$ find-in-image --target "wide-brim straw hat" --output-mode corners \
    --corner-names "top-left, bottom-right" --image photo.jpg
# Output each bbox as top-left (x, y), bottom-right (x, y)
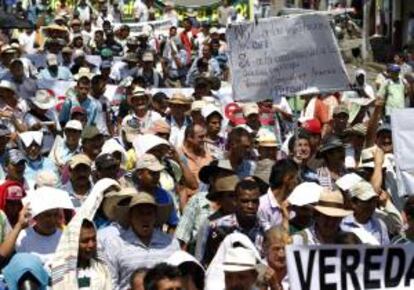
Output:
top-left (168, 93), bottom-right (193, 105)
top-left (314, 189), bottom-right (352, 217)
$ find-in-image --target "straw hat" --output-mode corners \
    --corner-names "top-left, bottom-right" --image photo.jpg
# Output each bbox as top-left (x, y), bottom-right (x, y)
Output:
top-left (206, 174), bottom-right (239, 201)
top-left (314, 190), bottom-right (352, 217)
top-left (116, 192), bottom-right (171, 226)
top-left (222, 247), bottom-right (259, 272)
top-left (168, 93), bottom-right (193, 105)
top-left (74, 67), bottom-right (93, 81)
top-left (199, 159), bottom-right (235, 184)
top-left (103, 187), bottom-right (137, 222)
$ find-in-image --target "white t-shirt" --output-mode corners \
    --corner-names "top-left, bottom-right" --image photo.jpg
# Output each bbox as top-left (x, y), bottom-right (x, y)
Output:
top-left (16, 226), bottom-right (62, 264)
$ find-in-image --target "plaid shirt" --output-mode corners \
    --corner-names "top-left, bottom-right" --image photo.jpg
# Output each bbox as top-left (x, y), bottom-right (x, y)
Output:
top-left (175, 190), bottom-right (212, 245)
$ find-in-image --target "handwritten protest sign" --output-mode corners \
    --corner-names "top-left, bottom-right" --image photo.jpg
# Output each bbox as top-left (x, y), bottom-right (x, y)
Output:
top-left (226, 14), bottom-right (350, 102)
top-left (286, 244), bottom-right (414, 290)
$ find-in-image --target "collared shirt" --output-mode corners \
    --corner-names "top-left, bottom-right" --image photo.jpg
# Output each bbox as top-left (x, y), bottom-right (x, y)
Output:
top-left (257, 189), bottom-right (283, 231)
top-left (37, 66), bottom-right (73, 81)
top-left (175, 190), bottom-right (212, 245)
top-left (59, 93), bottom-right (100, 126)
top-left (378, 78), bottom-right (406, 116)
top-left (195, 213), bottom-right (264, 265)
top-left (167, 115), bottom-right (192, 149)
top-left (24, 157), bottom-right (59, 190)
top-left (205, 136), bottom-right (226, 160)
top-left (48, 135), bottom-right (80, 168)
top-left (316, 166), bottom-right (347, 190)
top-left (103, 228), bottom-right (180, 290)
top-left (341, 214), bottom-right (390, 245)
top-left (186, 57), bottom-right (221, 86)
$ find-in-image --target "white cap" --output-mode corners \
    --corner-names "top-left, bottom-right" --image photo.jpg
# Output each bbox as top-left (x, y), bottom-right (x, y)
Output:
top-left (287, 182), bottom-right (323, 206)
top-left (19, 131), bottom-right (43, 147)
top-left (242, 102), bottom-right (259, 117)
top-left (349, 181), bottom-right (378, 201)
top-left (65, 120), bottom-right (83, 131)
top-left (335, 173), bottom-right (363, 192)
top-left (222, 247), bottom-right (258, 272)
top-left (201, 104), bottom-right (222, 119)
top-left (46, 53), bottom-right (58, 66)
top-left (25, 186), bottom-right (73, 218)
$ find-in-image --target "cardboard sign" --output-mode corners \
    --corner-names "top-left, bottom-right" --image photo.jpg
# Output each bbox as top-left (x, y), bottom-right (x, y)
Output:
top-left (286, 244), bottom-right (414, 290)
top-left (226, 14), bottom-right (350, 101)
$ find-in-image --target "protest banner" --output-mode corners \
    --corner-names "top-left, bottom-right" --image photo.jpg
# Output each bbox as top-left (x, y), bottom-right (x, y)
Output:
top-left (113, 19), bottom-right (174, 36)
top-left (286, 244), bottom-right (414, 290)
top-left (391, 109), bottom-right (414, 207)
top-left (226, 14), bottom-right (350, 102)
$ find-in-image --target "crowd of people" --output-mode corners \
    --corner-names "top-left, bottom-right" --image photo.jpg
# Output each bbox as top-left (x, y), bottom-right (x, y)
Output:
top-left (0, 0), bottom-right (413, 289)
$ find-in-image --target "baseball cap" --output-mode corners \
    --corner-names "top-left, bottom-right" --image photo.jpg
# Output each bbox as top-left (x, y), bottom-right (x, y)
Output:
top-left (46, 54), bottom-right (58, 66)
top-left (131, 86), bottom-right (146, 98)
top-left (135, 153), bottom-right (165, 172)
top-left (71, 106), bottom-right (86, 116)
top-left (0, 80), bottom-right (17, 95)
top-left (301, 118), bottom-right (321, 134)
top-left (5, 149), bottom-right (26, 165)
top-left (242, 102), bottom-right (259, 117)
top-left (121, 115), bottom-right (140, 143)
top-left (95, 153), bottom-right (118, 169)
top-left (349, 181), bottom-right (378, 201)
top-left (388, 64), bottom-right (401, 73)
top-left (333, 104), bottom-right (349, 116)
top-left (81, 126), bottom-right (101, 140)
top-left (142, 51), bottom-right (154, 62)
top-left (65, 120), bottom-right (83, 131)
top-left (5, 183), bottom-right (25, 201)
top-left (0, 124), bottom-right (11, 137)
top-left (201, 104), bottom-right (222, 119)
top-left (69, 154), bottom-right (92, 169)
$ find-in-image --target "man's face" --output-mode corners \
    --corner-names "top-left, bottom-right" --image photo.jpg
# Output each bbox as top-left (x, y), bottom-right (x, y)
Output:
top-left (314, 212), bottom-right (343, 240)
top-left (64, 129), bottom-right (81, 149)
top-left (70, 164), bottom-right (91, 186)
top-left (325, 147), bottom-right (345, 165)
top-left (202, 46), bottom-right (211, 59)
top-left (284, 170), bottom-right (299, 193)
top-left (130, 96), bottom-right (148, 113)
top-left (0, 135), bottom-right (10, 153)
top-left (169, 103), bottom-right (189, 119)
top-left (376, 131), bottom-right (393, 153)
top-left (129, 204), bottom-right (156, 240)
top-left (98, 164), bottom-right (119, 180)
top-left (183, 20), bottom-right (192, 31)
top-left (25, 143), bottom-right (41, 160)
top-left (224, 270), bottom-right (258, 290)
top-left (258, 146), bottom-right (277, 160)
top-left (230, 135), bottom-right (252, 159)
top-left (157, 278), bottom-right (183, 290)
top-left (333, 113), bottom-right (349, 132)
top-left (206, 115), bottom-right (222, 136)
top-left (217, 191), bottom-right (237, 215)
top-left (394, 54), bottom-right (402, 64)
top-left (76, 80), bottom-right (91, 101)
top-left (266, 234), bottom-right (289, 271)
top-left (35, 209), bottom-right (60, 235)
top-left (78, 226), bottom-right (97, 261)
top-left (92, 79), bottom-right (106, 96)
top-left (82, 136), bottom-right (103, 160)
top-left (152, 99), bottom-right (167, 116)
top-left (7, 161), bottom-right (25, 181)
top-left (169, 28), bottom-right (177, 37)
top-left (187, 126), bottom-right (206, 151)
top-left (246, 114), bottom-right (260, 132)
top-left (10, 62), bottom-right (24, 80)
top-left (236, 188), bottom-right (260, 222)
top-left (293, 138), bottom-right (311, 162)
top-left (353, 197), bottom-right (378, 224)
top-left (137, 169), bottom-right (160, 189)
top-left (290, 205), bottom-right (314, 228)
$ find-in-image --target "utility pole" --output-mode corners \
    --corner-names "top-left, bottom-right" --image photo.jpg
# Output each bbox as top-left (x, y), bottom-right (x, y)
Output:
top-left (362, 0), bottom-right (372, 60)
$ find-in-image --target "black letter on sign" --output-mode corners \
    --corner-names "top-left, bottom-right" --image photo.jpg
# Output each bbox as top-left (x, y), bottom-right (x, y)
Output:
top-left (341, 249), bottom-right (361, 290)
top-left (364, 248), bottom-right (384, 289)
top-left (294, 250), bottom-right (316, 290)
top-left (319, 249), bottom-right (337, 290)
top-left (385, 247), bottom-right (405, 287)
top-left (404, 254), bottom-right (414, 286)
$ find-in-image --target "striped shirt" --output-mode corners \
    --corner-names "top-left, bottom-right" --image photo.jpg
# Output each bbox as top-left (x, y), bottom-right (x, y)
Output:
top-left (102, 228), bottom-right (180, 290)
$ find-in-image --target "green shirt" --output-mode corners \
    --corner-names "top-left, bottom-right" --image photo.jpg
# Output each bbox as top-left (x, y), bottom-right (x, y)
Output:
top-left (378, 79), bottom-right (406, 115)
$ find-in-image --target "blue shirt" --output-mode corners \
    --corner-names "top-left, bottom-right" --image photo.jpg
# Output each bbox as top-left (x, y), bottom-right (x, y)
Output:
top-left (24, 157), bottom-right (59, 190)
top-left (154, 187), bottom-right (179, 227)
top-left (37, 66), bottom-right (73, 81)
top-left (59, 94), bottom-right (100, 126)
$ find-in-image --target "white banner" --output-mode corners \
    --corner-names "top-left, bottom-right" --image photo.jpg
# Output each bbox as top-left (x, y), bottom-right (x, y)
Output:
top-left (391, 109), bottom-right (414, 201)
top-left (113, 19), bottom-right (174, 36)
top-left (286, 244), bottom-right (414, 290)
top-left (226, 14), bottom-right (350, 102)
